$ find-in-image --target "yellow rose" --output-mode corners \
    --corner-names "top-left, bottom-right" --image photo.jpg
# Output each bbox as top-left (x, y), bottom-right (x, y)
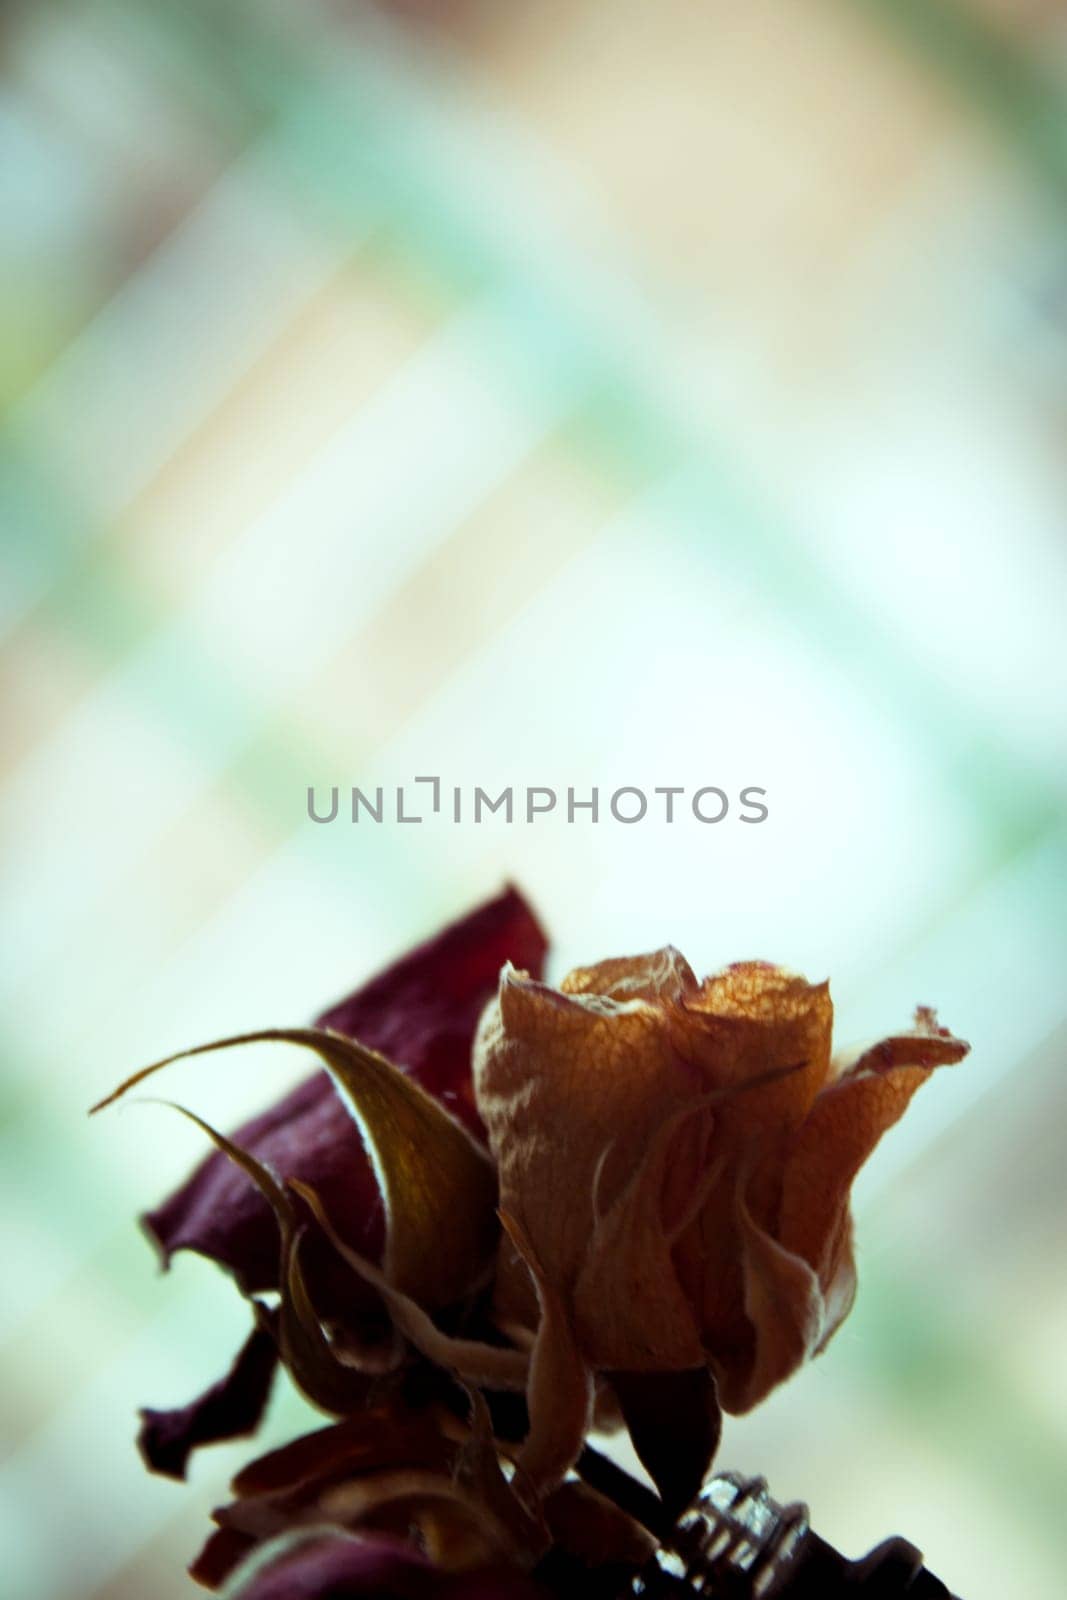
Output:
top-left (474, 949), bottom-right (968, 1416)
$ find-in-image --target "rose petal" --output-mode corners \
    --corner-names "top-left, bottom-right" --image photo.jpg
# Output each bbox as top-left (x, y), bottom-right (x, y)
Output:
top-left (571, 1100), bottom-right (714, 1371)
top-left (143, 886), bottom-right (545, 1319)
top-left (191, 1407), bottom-right (463, 1588)
top-left (560, 947), bottom-right (697, 1003)
top-left (500, 1212), bottom-right (593, 1502)
top-left (138, 1320), bottom-right (278, 1481)
top-left (685, 962), bottom-right (834, 1129)
top-left (150, 1102), bottom-right (396, 1414)
top-left (129, 888), bottom-right (544, 1471)
top-left (193, 1391), bottom-right (554, 1587)
top-left (725, 1193), bottom-right (824, 1413)
top-left (477, 953), bottom-right (967, 1425)
top-left (778, 1018), bottom-right (970, 1286)
top-left (318, 886), bottom-right (547, 1135)
top-left (145, 1069), bottom-right (386, 1322)
top-left (229, 1408), bottom-right (457, 1499)
top-left (476, 965), bottom-right (705, 1332)
top-left (217, 1529), bottom-right (549, 1599)
top-left (130, 1029), bottom-right (497, 1310)
top-left (191, 1526), bottom-right (258, 1590)
top-left (218, 1529), bottom-right (435, 1599)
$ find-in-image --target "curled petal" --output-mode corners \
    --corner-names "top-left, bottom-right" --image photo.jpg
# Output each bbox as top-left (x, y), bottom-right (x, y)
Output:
top-left (143, 1069), bottom-right (387, 1322)
top-left (571, 1100), bottom-right (717, 1371)
top-left (779, 1015), bottom-right (970, 1288)
top-left (290, 1180), bottom-right (529, 1393)
top-left (151, 1103), bottom-right (395, 1413)
top-left (198, 1390), bottom-right (551, 1584)
top-left (228, 1408), bottom-right (458, 1498)
top-left (233, 1470), bottom-right (517, 1566)
top-left (194, 1528), bottom-right (259, 1591)
top-left (198, 1403), bottom-right (554, 1596)
top-left (725, 1193), bottom-right (824, 1413)
top-left (125, 889), bottom-right (543, 1474)
top-left (138, 1319), bottom-right (277, 1481)
top-left (139, 887), bottom-right (546, 1313)
top-left (192, 1406), bottom-right (464, 1589)
top-left (501, 1213), bottom-right (593, 1504)
top-left (317, 887), bottom-right (548, 1135)
top-left (99, 1023), bottom-right (501, 1318)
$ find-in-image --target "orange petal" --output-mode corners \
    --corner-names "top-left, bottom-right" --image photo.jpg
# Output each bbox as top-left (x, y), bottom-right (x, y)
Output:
top-left (560, 946), bottom-right (698, 1003)
top-left (778, 1015), bottom-right (970, 1287)
top-left (571, 1099), bottom-right (715, 1371)
top-left (684, 962), bottom-right (834, 1125)
top-left (475, 967), bottom-right (704, 1327)
top-left (500, 1213), bottom-right (593, 1504)
top-left (720, 1192), bottom-right (824, 1413)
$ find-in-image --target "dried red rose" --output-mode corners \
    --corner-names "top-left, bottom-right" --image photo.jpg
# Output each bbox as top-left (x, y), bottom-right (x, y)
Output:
top-left (103, 887), bottom-right (546, 1476)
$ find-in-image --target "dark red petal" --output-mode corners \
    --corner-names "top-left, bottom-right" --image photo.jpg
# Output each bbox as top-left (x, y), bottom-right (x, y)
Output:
top-left (137, 889), bottom-right (546, 1473)
top-left (190, 1525), bottom-right (257, 1590)
top-left (316, 884), bottom-right (548, 1136)
top-left (142, 1069), bottom-right (388, 1322)
top-left (217, 1531), bottom-right (549, 1600)
top-left (227, 1408), bottom-right (456, 1498)
top-left (219, 1531), bottom-right (434, 1599)
top-left (138, 1320), bottom-right (278, 1480)
top-left (143, 887), bottom-right (547, 1308)
top-left (189, 1408), bottom-right (456, 1590)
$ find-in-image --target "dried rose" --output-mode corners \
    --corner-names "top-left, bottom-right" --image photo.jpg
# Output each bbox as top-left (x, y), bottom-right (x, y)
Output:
top-left (97, 888), bottom-right (546, 1477)
top-left (99, 899), bottom-right (970, 1536)
top-left (473, 950), bottom-right (968, 1465)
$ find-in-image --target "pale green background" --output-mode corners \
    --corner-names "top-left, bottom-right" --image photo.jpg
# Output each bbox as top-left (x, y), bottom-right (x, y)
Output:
top-left (2, 2), bottom-right (1066, 1596)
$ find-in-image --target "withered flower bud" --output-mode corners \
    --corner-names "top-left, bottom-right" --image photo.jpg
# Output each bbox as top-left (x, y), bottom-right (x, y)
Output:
top-left (474, 950), bottom-right (968, 1439)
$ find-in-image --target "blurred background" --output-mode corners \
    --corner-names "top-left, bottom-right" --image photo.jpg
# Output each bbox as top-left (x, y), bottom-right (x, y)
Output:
top-left (2, 0), bottom-right (1066, 1595)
